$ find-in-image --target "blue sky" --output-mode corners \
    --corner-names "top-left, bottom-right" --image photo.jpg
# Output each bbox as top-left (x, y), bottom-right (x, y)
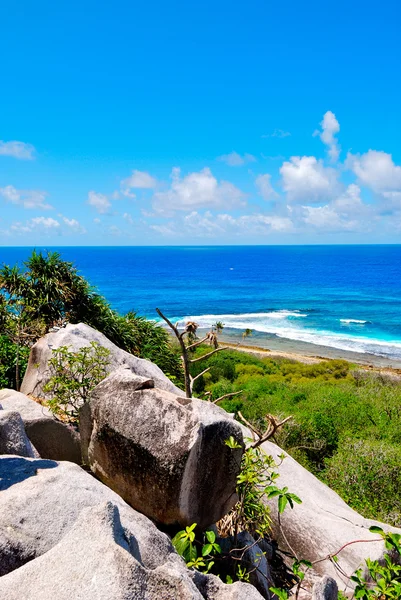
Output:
top-left (1, 0), bottom-right (400, 245)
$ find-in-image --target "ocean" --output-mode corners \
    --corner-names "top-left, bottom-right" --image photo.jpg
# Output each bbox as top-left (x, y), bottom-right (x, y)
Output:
top-left (1, 245), bottom-right (401, 362)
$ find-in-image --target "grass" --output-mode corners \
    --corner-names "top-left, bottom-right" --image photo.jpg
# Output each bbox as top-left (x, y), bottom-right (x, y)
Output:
top-left (190, 346), bottom-right (401, 527)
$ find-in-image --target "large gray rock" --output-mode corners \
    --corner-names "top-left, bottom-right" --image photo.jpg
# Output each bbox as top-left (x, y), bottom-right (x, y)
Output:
top-left (0, 389), bottom-right (81, 463)
top-left (80, 367), bottom-right (244, 528)
top-left (20, 322), bottom-right (183, 397)
top-left (0, 410), bottom-right (38, 458)
top-left (219, 531), bottom-right (273, 599)
top-left (261, 438), bottom-right (401, 593)
top-left (0, 456), bottom-right (263, 600)
top-left (312, 576), bottom-right (338, 600)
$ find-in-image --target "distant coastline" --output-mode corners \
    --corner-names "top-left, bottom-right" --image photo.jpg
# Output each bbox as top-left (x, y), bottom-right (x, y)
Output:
top-left (3, 246), bottom-right (401, 368)
top-left (214, 329), bottom-right (401, 370)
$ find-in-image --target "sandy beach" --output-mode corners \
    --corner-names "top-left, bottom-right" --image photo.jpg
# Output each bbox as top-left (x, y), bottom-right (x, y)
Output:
top-left (206, 329), bottom-right (401, 371)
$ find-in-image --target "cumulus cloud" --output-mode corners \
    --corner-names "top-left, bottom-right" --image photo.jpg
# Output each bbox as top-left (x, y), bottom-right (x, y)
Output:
top-left (261, 129), bottom-right (291, 139)
top-left (0, 185), bottom-right (52, 209)
top-left (152, 167), bottom-right (246, 212)
top-left (217, 152), bottom-right (256, 167)
top-left (0, 140), bottom-right (35, 160)
top-left (122, 170), bottom-right (157, 189)
top-left (280, 156), bottom-right (340, 202)
top-left (299, 184), bottom-right (373, 232)
top-left (313, 111), bottom-right (340, 162)
top-left (255, 174), bottom-right (278, 200)
top-left (9, 217), bottom-right (60, 235)
top-left (184, 211), bottom-right (226, 234)
top-left (149, 211), bottom-right (294, 237)
top-left (61, 216), bottom-right (86, 233)
top-left (346, 150), bottom-right (401, 194)
top-left (88, 190), bottom-right (111, 214)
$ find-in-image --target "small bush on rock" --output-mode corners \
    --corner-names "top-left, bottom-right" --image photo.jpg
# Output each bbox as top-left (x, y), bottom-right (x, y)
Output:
top-left (44, 342), bottom-right (110, 423)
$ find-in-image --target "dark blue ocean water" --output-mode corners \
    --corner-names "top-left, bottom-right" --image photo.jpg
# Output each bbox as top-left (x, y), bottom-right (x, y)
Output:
top-left (1, 246), bottom-right (401, 359)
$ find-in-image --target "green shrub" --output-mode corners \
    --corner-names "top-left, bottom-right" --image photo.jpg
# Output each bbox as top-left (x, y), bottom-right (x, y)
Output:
top-left (323, 439), bottom-right (401, 527)
top-left (43, 342), bottom-right (111, 423)
top-left (0, 250), bottom-right (183, 383)
top-left (0, 335), bottom-right (29, 389)
top-left (189, 345), bottom-right (401, 525)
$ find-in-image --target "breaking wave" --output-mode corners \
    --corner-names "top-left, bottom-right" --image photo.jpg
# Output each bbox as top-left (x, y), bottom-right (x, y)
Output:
top-left (173, 311), bottom-right (401, 359)
top-left (340, 319), bottom-right (370, 325)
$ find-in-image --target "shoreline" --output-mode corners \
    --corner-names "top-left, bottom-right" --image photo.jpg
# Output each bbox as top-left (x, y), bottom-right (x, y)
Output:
top-left (203, 329), bottom-right (401, 371)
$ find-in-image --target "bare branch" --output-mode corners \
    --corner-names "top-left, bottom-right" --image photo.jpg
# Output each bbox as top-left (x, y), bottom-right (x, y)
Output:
top-left (156, 308), bottom-right (180, 338)
top-left (189, 367), bottom-right (211, 393)
top-left (237, 411), bottom-right (262, 439)
top-left (251, 415), bottom-right (292, 449)
top-left (156, 307), bottom-right (191, 397)
top-left (189, 346), bottom-right (229, 363)
top-left (186, 336), bottom-right (209, 350)
top-left (212, 390), bottom-right (243, 404)
top-left (237, 411), bottom-right (292, 449)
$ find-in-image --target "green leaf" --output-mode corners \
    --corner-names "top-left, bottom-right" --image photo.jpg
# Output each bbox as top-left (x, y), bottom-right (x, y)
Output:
top-left (202, 544), bottom-right (213, 556)
top-left (369, 525), bottom-right (384, 535)
top-left (269, 588), bottom-right (289, 600)
top-left (205, 530), bottom-right (216, 544)
top-left (172, 535), bottom-right (190, 558)
top-left (187, 542), bottom-right (197, 563)
top-left (278, 495), bottom-right (288, 513)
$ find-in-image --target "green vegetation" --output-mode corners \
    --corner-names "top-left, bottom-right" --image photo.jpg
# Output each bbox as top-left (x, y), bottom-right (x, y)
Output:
top-left (0, 335), bottom-right (29, 389)
top-left (43, 342), bottom-right (111, 423)
top-left (190, 347), bottom-right (401, 527)
top-left (338, 526), bottom-right (401, 600)
top-left (172, 524), bottom-right (221, 574)
top-left (0, 250), bottom-right (183, 387)
top-left (172, 436), bottom-right (301, 586)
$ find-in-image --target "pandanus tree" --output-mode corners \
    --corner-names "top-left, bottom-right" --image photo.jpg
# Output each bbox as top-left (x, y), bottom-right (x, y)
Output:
top-left (0, 251), bottom-right (183, 388)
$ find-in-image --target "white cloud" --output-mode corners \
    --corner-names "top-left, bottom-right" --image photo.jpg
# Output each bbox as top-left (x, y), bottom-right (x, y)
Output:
top-left (0, 185), bottom-right (52, 209)
top-left (150, 211), bottom-right (294, 237)
top-left (152, 167), bottom-right (246, 212)
top-left (93, 217), bottom-right (101, 224)
top-left (301, 204), bottom-right (347, 230)
top-left (150, 224), bottom-right (176, 236)
top-left (280, 156), bottom-right (340, 202)
top-left (313, 111), bottom-right (340, 162)
top-left (88, 190), bottom-right (111, 214)
top-left (255, 174), bottom-right (278, 200)
top-left (0, 140), bottom-right (35, 160)
top-left (121, 188), bottom-right (136, 199)
top-left (184, 211), bottom-right (225, 234)
top-left (235, 214), bottom-right (293, 233)
top-left (262, 129), bottom-right (291, 139)
top-left (122, 170), bottom-right (157, 189)
top-left (9, 216), bottom-right (60, 235)
top-left (347, 150), bottom-right (401, 194)
top-left (217, 151), bottom-right (256, 167)
top-left (30, 217), bottom-right (60, 228)
top-left (123, 212), bottom-right (134, 224)
top-left (300, 184), bottom-right (373, 232)
top-left (61, 216), bottom-right (86, 233)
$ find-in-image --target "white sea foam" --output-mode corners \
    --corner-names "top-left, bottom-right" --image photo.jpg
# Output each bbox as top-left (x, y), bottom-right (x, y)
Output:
top-left (340, 319), bottom-right (369, 324)
top-left (172, 311), bottom-right (401, 359)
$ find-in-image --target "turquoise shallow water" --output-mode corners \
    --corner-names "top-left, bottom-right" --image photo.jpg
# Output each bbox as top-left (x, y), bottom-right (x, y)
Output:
top-left (1, 245), bottom-right (401, 360)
